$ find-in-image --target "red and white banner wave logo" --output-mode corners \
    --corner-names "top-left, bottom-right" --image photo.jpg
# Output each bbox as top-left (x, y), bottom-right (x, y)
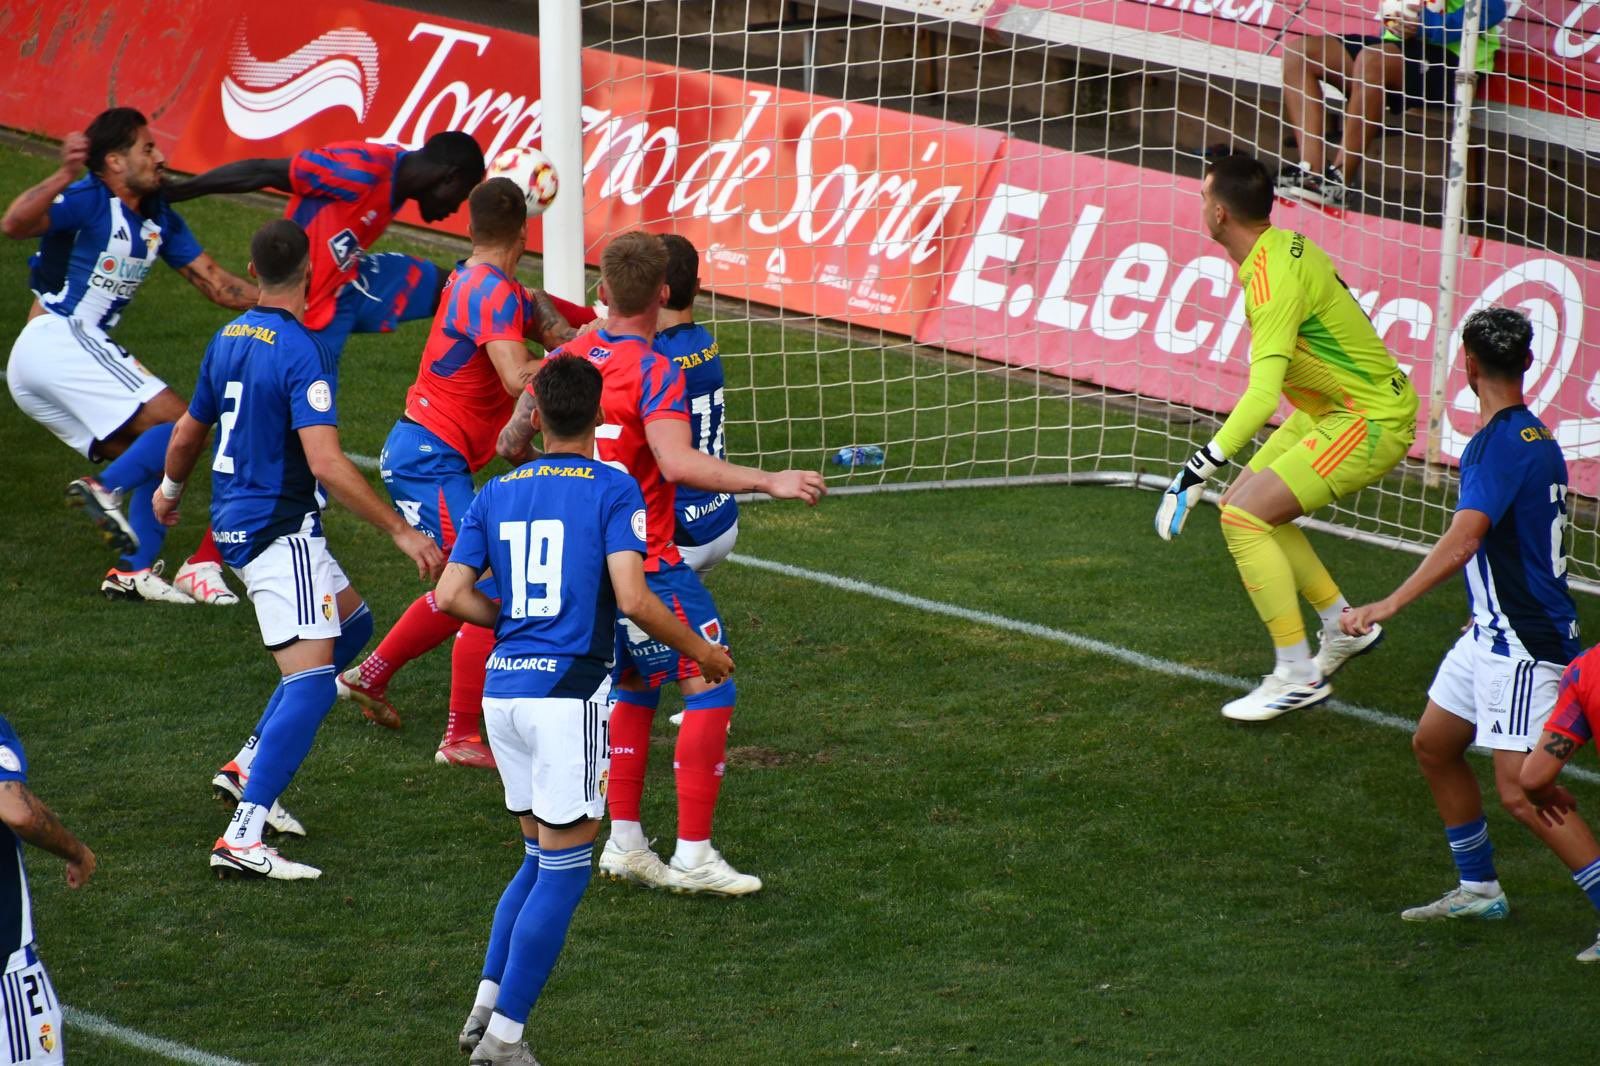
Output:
top-left (220, 23), bottom-right (380, 141)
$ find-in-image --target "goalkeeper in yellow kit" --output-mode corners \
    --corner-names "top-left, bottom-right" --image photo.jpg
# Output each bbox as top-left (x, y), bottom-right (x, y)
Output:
top-left (1156, 152), bottom-right (1418, 722)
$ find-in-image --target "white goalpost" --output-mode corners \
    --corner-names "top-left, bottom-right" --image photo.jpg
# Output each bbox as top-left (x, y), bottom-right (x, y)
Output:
top-left (545, 0), bottom-right (1600, 588)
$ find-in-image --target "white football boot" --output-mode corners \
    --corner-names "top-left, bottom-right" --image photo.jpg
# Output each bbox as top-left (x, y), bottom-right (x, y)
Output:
top-left (458, 1004), bottom-right (493, 1054)
top-left (173, 560), bottom-right (239, 605)
top-left (598, 837), bottom-right (682, 889)
top-left (65, 476), bottom-right (138, 554)
top-left (668, 847), bottom-right (763, 896)
top-left (1314, 621), bottom-right (1384, 678)
top-left (1221, 666), bottom-right (1330, 722)
top-left (1400, 885), bottom-right (1510, 921)
top-left (1577, 933), bottom-right (1600, 963)
top-left (209, 840), bottom-right (321, 881)
top-left (469, 1034), bottom-right (541, 1066)
top-left (100, 560), bottom-right (194, 604)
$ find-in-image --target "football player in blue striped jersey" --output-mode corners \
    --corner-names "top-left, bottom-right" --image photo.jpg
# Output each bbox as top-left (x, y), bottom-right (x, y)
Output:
top-left (2, 108), bottom-right (256, 605)
top-left (0, 713), bottom-right (96, 1064)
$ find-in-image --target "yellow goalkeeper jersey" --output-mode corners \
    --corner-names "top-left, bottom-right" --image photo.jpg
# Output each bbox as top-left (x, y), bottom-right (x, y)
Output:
top-left (1238, 227), bottom-right (1417, 428)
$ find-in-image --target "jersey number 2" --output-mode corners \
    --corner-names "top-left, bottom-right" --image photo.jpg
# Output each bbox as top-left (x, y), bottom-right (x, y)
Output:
top-left (499, 519), bottom-right (564, 619)
top-left (213, 380), bottom-right (244, 474)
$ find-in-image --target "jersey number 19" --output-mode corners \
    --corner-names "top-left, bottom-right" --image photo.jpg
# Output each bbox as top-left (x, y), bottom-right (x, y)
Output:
top-left (500, 519), bottom-right (564, 619)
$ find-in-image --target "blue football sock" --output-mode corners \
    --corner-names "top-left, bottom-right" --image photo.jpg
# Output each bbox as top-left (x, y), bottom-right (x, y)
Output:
top-left (494, 843), bottom-right (593, 1024)
top-left (241, 666), bottom-right (337, 807)
top-left (1445, 816), bottom-right (1497, 885)
top-left (1574, 857), bottom-right (1600, 914)
top-left (118, 476), bottom-right (165, 570)
top-left (481, 838), bottom-right (540, 984)
top-left (100, 422), bottom-right (172, 495)
top-left (244, 683), bottom-right (289, 759)
top-left (334, 603), bottom-right (374, 672)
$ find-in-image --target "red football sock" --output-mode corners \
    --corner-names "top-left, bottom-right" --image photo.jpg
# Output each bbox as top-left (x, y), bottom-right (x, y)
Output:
top-left (359, 592), bottom-right (459, 691)
top-left (186, 528), bottom-right (223, 566)
top-left (674, 692), bottom-right (734, 842)
top-left (445, 622), bottom-right (496, 741)
top-left (606, 690), bottom-right (660, 823)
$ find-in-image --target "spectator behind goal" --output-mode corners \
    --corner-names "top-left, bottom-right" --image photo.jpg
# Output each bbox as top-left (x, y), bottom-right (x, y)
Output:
top-left (1278, 0), bottom-right (1506, 208)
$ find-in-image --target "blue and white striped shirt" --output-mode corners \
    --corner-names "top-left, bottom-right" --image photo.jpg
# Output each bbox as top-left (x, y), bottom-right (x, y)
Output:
top-left (28, 173), bottom-right (201, 331)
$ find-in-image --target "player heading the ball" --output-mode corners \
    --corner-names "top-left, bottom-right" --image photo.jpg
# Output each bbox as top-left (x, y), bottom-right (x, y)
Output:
top-left (165, 132), bottom-right (486, 359)
top-left (1155, 151), bottom-right (1418, 722)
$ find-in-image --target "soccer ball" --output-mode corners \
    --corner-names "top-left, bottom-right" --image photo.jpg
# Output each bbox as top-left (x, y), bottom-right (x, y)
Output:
top-left (487, 147), bottom-right (559, 217)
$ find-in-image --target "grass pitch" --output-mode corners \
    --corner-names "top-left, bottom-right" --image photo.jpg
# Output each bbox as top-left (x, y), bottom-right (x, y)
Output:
top-left (1, 147), bottom-right (1598, 1064)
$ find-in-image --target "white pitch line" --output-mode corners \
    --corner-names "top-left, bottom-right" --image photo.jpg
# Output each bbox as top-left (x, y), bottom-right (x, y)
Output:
top-left (64, 1006), bottom-right (251, 1066)
top-left (728, 552), bottom-right (1600, 786)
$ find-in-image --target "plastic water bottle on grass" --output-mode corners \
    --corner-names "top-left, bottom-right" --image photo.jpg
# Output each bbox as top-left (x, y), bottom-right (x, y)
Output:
top-left (831, 445), bottom-right (885, 468)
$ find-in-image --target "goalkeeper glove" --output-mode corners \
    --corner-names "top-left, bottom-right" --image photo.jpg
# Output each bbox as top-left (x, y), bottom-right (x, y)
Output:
top-left (1154, 442), bottom-right (1227, 541)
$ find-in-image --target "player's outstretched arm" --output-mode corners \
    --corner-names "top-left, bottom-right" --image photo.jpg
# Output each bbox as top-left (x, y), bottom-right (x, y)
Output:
top-left (434, 562), bottom-right (500, 629)
top-left (1341, 509), bottom-right (1491, 635)
top-left (609, 551), bottom-right (734, 684)
top-left (496, 389), bottom-right (541, 466)
top-left (299, 424), bottom-right (445, 580)
top-left (0, 782), bottom-right (95, 889)
top-left (645, 419), bottom-right (825, 504)
top-left (1522, 730), bottom-right (1581, 827)
top-left (0, 132), bottom-right (88, 239)
top-left (153, 412), bottom-right (213, 527)
top-left (163, 157), bottom-right (292, 203)
top-left (1155, 356), bottom-right (1289, 540)
top-left (177, 253), bottom-right (258, 310)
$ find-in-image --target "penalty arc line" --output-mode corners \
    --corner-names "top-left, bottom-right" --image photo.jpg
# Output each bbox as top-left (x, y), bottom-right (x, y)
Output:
top-left (62, 1007), bottom-right (252, 1066)
top-left (727, 552), bottom-right (1600, 787)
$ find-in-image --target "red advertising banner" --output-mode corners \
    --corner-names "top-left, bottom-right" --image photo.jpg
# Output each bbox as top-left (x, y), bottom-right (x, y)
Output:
top-left (920, 139), bottom-right (1600, 492)
top-left (168, 5), bottom-right (1005, 336)
top-left (0, 0), bottom-right (217, 147)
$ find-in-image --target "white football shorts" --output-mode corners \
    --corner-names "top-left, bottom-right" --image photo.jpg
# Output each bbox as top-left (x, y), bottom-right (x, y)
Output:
top-left (484, 678), bottom-right (613, 825)
top-left (0, 951), bottom-right (63, 1065)
top-left (232, 524), bottom-right (351, 648)
top-left (6, 312), bottom-right (165, 458)
top-left (1427, 631), bottom-right (1563, 752)
top-left (678, 520), bottom-right (739, 575)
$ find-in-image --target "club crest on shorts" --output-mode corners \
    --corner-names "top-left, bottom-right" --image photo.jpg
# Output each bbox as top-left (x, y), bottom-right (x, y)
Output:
top-left (699, 619), bottom-right (722, 643)
top-left (322, 594), bottom-right (335, 620)
top-left (38, 1023), bottom-right (53, 1053)
top-left (598, 769), bottom-right (608, 798)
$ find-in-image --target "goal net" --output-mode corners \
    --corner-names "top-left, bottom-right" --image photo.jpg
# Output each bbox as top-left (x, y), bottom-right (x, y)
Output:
top-left (573, 0), bottom-right (1600, 587)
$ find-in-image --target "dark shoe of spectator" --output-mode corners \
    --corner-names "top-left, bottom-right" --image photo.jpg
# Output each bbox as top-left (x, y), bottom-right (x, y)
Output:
top-left (1280, 164), bottom-right (1346, 208)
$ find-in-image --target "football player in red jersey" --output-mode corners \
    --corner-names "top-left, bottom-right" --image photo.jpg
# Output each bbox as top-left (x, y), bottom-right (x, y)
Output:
top-left (1521, 646), bottom-right (1600, 962)
top-left (166, 131), bottom-right (487, 358)
top-left (497, 231), bottom-right (824, 895)
top-left (331, 178), bottom-right (596, 766)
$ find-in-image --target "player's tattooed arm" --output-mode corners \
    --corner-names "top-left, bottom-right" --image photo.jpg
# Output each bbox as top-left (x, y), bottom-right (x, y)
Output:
top-left (528, 290), bottom-right (580, 352)
top-left (1544, 733), bottom-right (1578, 760)
top-left (163, 157), bottom-right (293, 203)
top-left (0, 132), bottom-right (88, 239)
top-left (0, 781), bottom-right (95, 885)
top-left (178, 254), bottom-right (259, 310)
top-left (496, 389), bottom-right (542, 466)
